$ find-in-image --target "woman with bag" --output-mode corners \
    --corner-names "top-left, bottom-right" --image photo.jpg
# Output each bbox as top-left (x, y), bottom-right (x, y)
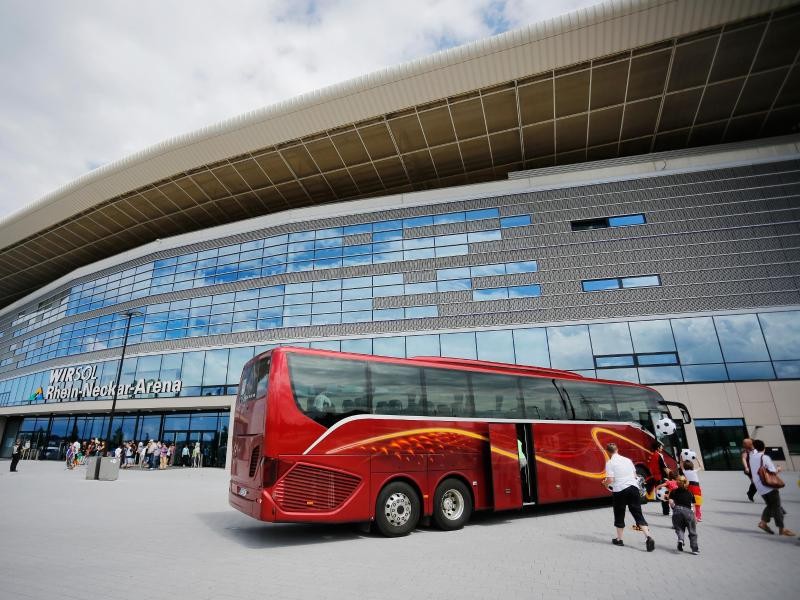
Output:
top-left (749, 439), bottom-right (794, 536)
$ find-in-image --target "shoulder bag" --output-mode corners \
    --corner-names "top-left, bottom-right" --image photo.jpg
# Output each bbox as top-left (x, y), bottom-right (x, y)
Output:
top-left (758, 455), bottom-right (785, 489)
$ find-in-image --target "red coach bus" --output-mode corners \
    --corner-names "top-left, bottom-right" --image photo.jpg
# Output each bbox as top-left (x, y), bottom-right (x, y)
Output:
top-left (229, 346), bottom-right (684, 536)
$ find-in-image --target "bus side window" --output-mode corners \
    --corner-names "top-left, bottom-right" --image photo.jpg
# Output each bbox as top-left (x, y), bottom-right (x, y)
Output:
top-left (471, 372), bottom-right (520, 418)
top-left (370, 362), bottom-right (423, 416)
top-left (612, 386), bottom-right (659, 428)
top-left (286, 354), bottom-right (368, 425)
top-left (424, 368), bottom-right (472, 418)
top-left (559, 381), bottom-right (618, 421)
top-left (519, 377), bottom-right (567, 419)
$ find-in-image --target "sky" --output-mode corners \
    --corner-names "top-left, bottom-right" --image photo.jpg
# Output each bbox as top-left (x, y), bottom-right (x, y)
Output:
top-left (0, 0), bottom-right (599, 221)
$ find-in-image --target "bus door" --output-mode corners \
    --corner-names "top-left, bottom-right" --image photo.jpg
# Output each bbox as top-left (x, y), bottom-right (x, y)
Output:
top-left (645, 409), bottom-right (687, 462)
top-left (516, 423), bottom-right (536, 504)
top-left (488, 424), bottom-right (523, 511)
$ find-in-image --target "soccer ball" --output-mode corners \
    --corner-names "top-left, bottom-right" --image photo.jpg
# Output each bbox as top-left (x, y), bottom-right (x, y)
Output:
top-left (655, 417), bottom-right (676, 436)
top-left (656, 486), bottom-right (670, 502)
top-left (680, 449), bottom-right (697, 462)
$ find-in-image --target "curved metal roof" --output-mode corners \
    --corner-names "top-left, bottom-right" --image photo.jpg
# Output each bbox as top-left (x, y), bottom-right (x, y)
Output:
top-left (1, 0), bottom-right (798, 308)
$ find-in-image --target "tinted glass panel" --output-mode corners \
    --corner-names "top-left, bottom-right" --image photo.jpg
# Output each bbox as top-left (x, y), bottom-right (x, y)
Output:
top-left (681, 364), bottom-right (728, 382)
top-left (547, 325), bottom-right (594, 370)
top-left (637, 353), bottom-right (678, 366)
top-left (583, 278), bottom-right (619, 291)
top-left (726, 362), bottom-right (775, 381)
top-left (589, 322), bottom-right (632, 355)
top-left (671, 317), bottom-right (723, 364)
top-left (629, 320), bottom-right (675, 353)
top-left (476, 330), bottom-right (514, 363)
top-left (519, 377), bottom-right (566, 419)
top-left (714, 314), bottom-right (770, 362)
top-left (373, 336), bottom-right (405, 358)
top-left (560, 380), bottom-right (618, 421)
top-left (638, 366), bottom-right (683, 383)
top-left (406, 335), bottom-right (440, 358)
top-left (440, 332), bottom-right (477, 359)
top-left (596, 355), bottom-right (635, 367)
top-left (513, 328), bottom-right (550, 367)
top-left (471, 372), bottom-right (520, 418)
top-left (288, 354), bottom-right (368, 425)
top-left (621, 275), bottom-right (660, 288)
top-left (758, 312), bottom-right (800, 360)
top-left (425, 368), bottom-right (472, 417)
top-left (612, 385), bottom-right (656, 426)
top-left (774, 361), bottom-right (800, 379)
top-left (608, 214), bottom-right (646, 227)
top-left (370, 362), bottom-right (422, 415)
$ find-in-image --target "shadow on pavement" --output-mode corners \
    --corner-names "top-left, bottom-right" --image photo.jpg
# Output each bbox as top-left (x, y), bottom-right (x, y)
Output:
top-left (198, 496), bottom-right (614, 547)
top-left (196, 510), bottom-right (371, 548)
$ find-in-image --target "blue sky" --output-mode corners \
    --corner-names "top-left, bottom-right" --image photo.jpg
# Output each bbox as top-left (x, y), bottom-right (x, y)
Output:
top-left (0, 0), bottom-right (599, 221)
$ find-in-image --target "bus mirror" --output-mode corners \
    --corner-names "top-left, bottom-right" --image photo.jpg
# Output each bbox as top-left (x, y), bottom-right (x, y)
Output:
top-left (659, 400), bottom-right (692, 424)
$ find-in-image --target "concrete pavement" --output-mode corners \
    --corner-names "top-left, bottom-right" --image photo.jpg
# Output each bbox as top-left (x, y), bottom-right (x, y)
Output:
top-left (1, 461), bottom-right (798, 600)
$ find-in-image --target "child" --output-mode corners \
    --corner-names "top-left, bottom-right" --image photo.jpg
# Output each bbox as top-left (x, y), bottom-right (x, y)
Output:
top-left (669, 475), bottom-right (699, 554)
top-left (682, 459), bottom-right (703, 521)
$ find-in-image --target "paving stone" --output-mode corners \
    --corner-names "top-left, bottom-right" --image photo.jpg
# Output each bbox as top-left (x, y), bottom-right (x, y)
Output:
top-left (0, 461), bottom-right (798, 599)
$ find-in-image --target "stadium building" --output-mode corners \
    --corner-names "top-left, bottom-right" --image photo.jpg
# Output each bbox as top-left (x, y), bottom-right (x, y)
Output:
top-left (1, 0), bottom-right (799, 469)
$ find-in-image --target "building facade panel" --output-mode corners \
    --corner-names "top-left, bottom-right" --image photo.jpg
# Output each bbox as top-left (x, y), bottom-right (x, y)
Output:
top-left (1, 139), bottom-right (799, 468)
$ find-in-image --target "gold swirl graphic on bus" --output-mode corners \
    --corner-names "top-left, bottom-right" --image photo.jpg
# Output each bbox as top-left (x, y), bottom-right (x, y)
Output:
top-left (533, 427), bottom-right (652, 480)
top-left (325, 427), bottom-right (489, 456)
top-left (324, 426), bottom-right (652, 479)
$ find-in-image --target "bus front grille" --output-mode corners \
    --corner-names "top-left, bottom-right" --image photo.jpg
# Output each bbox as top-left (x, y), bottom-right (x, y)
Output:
top-left (273, 464), bottom-right (360, 512)
top-left (249, 446), bottom-right (260, 478)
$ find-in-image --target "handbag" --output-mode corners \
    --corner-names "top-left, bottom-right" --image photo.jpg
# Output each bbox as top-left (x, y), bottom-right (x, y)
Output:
top-left (758, 455), bottom-right (785, 489)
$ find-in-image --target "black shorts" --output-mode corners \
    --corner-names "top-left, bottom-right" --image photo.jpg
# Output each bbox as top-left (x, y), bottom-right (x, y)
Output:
top-left (612, 485), bottom-right (648, 529)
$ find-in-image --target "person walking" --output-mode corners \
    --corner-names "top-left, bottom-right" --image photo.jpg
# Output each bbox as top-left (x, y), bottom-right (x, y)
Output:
top-left (682, 459), bottom-right (703, 521)
top-left (181, 445), bottom-right (190, 467)
top-left (749, 439), bottom-right (794, 537)
top-left (159, 442), bottom-right (168, 470)
top-left (9, 439), bottom-right (22, 472)
top-left (192, 443), bottom-right (201, 468)
top-left (602, 443), bottom-right (655, 551)
top-left (742, 437), bottom-right (757, 502)
top-left (669, 475), bottom-right (699, 554)
top-left (648, 441), bottom-right (671, 515)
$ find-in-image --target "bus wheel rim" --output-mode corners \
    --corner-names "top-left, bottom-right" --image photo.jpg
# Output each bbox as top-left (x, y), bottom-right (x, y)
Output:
top-left (441, 489), bottom-right (464, 520)
top-left (384, 492), bottom-right (412, 527)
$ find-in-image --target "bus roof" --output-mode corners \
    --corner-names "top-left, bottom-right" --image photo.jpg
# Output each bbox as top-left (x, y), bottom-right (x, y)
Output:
top-left (266, 346), bottom-right (653, 390)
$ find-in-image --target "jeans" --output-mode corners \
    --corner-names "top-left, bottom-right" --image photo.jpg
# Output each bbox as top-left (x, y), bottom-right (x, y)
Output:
top-left (761, 489), bottom-right (785, 530)
top-left (672, 506), bottom-right (698, 551)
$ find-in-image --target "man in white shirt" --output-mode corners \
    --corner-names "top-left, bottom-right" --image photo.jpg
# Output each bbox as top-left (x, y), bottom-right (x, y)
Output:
top-left (602, 443), bottom-right (655, 551)
top-left (749, 439), bottom-right (794, 536)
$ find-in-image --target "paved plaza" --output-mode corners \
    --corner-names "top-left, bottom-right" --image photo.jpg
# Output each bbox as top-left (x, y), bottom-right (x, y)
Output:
top-left (1, 461), bottom-right (798, 600)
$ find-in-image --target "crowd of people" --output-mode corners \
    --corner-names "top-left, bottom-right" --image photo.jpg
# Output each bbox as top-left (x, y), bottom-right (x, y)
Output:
top-left (63, 438), bottom-right (204, 469)
top-left (603, 436), bottom-right (796, 554)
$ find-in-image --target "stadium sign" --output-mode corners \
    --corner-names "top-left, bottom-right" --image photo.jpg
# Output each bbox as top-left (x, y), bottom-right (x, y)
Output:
top-left (44, 363), bottom-right (182, 401)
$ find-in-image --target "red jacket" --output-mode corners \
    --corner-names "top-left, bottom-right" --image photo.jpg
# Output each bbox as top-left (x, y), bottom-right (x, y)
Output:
top-left (648, 450), bottom-right (669, 482)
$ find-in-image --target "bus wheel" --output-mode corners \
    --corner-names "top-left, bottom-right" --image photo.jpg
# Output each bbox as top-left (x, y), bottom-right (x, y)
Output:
top-left (433, 478), bottom-right (472, 530)
top-left (375, 481), bottom-right (420, 537)
top-left (635, 466), bottom-right (649, 502)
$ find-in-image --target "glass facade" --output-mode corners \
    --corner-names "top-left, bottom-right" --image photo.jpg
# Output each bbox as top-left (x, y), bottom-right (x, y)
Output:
top-left (2, 309), bottom-right (798, 408)
top-left (5, 204), bottom-right (543, 369)
top-left (0, 410), bottom-right (229, 466)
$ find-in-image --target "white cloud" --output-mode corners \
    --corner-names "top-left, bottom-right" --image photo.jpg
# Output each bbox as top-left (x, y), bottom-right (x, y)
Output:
top-left (0, 0), bottom-right (599, 221)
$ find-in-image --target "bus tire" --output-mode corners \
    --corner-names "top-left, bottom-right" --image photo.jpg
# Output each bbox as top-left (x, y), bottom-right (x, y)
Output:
top-left (375, 481), bottom-right (420, 537)
top-left (635, 465), bottom-right (649, 502)
top-left (433, 478), bottom-right (472, 530)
